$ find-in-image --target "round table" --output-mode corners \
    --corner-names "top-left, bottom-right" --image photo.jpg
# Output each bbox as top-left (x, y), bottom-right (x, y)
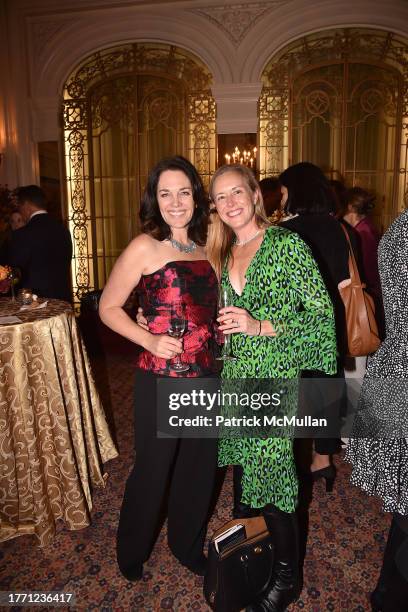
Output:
top-left (0, 298), bottom-right (118, 546)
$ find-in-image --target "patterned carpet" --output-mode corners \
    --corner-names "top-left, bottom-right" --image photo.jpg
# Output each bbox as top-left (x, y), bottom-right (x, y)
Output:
top-left (0, 333), bottom-right (389, 612)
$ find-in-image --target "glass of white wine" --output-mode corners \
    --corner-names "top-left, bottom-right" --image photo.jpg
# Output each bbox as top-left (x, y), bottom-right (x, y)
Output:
top-left (216, 285), bottom-right (236, 361)
top-left (168, 301), bottom-right (189, 373)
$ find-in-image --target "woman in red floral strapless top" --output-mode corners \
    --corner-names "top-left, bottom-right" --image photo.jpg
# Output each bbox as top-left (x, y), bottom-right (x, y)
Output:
top-left (99, 156), bottom-right (218, 582)
top-left (136, 259), bottom-right (218, 376)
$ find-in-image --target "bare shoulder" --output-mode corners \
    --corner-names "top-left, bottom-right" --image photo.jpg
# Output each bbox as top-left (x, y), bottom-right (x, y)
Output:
top-left (110, 234), bottom-right (160, 275)
top-left (124, 233), bottom-right (157, 257)
top-left (130, 232), bottom-right (156, 247)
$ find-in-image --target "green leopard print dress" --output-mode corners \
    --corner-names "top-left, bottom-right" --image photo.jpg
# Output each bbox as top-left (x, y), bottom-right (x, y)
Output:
top-left (218, 225), bottom-right (337, 512)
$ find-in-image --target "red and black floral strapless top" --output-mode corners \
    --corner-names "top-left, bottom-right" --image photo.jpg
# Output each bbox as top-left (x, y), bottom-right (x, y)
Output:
top-left (135, 260), bottom-right (218, 377)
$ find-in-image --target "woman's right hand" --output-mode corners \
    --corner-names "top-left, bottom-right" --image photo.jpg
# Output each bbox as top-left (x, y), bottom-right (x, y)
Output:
top-left (137, 307), bottom-right (182, 358)
top-left (136, 307), bottom-right (149, 331)
top-left (145, 334), bottom-right (183, 359)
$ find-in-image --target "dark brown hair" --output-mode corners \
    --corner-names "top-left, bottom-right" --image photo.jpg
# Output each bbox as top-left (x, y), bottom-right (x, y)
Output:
top-left (279, 162), bottom-right (336, 215)
top-left (345, 187), bottom-right (375, 216)
top-left (14, 185), bottom-right (47, 210)
top-left (140, 156), bottom-right (209, 245)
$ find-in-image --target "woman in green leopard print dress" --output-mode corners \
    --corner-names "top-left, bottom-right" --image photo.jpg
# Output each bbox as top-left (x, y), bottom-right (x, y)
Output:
top-left (207, 164), bottom-right (337, 612)
top-left (218, 225), bottom-right (336, 510)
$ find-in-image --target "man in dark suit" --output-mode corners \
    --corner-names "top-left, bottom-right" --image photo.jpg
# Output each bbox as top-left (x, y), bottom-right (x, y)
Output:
top-left (9, 185), bottom-right (72, 302)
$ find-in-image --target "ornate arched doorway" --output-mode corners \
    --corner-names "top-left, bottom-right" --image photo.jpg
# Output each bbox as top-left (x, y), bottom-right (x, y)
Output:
top-left (62, 43), bottom-right (216, 302)
top-left (259, 28), bottom-right (408, 230)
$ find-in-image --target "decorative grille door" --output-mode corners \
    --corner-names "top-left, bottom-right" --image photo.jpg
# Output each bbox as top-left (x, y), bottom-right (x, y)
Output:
top-left (62, 43), bottom-right (216, 303)
top-left (88, 75), bottom-right (188, 288)
top-left (259, 29), bottom-right (408, 232)
top-left (290, 62), bottom-right (401, 231)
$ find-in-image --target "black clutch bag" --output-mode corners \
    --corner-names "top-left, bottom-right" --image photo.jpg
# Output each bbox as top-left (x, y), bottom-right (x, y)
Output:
top-left (204, 516), bottom-right (274, 612)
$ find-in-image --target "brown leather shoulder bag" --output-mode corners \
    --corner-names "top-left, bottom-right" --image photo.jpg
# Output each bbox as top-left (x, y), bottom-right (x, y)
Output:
top-left (338, 223), bottom-right (381, 357)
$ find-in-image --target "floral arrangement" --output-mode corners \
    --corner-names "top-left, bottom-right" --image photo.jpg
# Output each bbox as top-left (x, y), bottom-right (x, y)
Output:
top-left (0, 264), bottom-right (12, 293)
top-left (1, 185), bottom-right (16, 261)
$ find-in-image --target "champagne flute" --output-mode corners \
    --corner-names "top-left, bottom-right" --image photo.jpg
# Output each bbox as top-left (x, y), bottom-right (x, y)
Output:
top-left (168, 301), bottom-right (189, 373)
top-left (217, 285), bottom-right (237, 361)
top-left (9, 267), bottom-right (21, 303)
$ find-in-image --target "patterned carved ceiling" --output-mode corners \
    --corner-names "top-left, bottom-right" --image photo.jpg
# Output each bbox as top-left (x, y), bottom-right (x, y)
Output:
top-left (191, 2), bottom-right (287, 46)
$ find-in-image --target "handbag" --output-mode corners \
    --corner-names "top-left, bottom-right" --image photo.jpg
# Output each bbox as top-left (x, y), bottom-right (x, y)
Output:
top-left (203, 516), bottom-right (274, 612)
top-left (338, 224), bottom-right (381, 357)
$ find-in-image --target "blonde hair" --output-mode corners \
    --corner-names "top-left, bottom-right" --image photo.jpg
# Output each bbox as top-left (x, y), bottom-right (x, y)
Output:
top-left (207, 164), bottom-right (270, 279)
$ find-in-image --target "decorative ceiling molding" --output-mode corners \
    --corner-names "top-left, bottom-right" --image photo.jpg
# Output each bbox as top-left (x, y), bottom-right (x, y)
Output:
top-left (191, 2), bottom-right (284, 46)
top-left (30, 18), bottom-right (77, 60)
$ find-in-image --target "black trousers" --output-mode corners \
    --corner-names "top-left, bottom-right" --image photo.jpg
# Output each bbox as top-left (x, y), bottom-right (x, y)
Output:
top-left (374, 514), bottom-right (408, 611)
top-left (301, 364), bottom-right (346, 455)
top-left (117, 369), bottom-right (218, 576)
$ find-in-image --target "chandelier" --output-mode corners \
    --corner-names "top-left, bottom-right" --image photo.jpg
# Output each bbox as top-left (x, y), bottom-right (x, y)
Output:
top-left (224, 146), bottom-right (257, 168)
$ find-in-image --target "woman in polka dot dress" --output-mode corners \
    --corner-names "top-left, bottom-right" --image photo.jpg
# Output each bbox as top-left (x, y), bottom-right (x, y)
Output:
top-left (345, 209), bottom-right (408, 610)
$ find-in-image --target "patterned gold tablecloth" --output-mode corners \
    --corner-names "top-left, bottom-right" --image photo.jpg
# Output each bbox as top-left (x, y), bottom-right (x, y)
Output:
top-left (0, 298), bottom-right (118, 546)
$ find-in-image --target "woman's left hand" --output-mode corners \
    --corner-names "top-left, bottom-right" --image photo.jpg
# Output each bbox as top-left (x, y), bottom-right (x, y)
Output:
top-left (217, 306), bottom-right (260, 336)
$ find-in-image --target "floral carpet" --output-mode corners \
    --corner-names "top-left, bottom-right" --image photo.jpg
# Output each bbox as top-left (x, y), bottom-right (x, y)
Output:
top-left (0, 342), bottom-right (390, 611)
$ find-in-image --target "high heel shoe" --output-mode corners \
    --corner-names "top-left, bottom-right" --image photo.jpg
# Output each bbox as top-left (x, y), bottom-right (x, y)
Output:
top-left (308, 465), bottom-right (336, 492)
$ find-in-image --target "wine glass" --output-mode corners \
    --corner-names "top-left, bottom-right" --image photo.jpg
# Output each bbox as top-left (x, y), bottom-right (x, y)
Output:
top-left (168, 301), bottom-right (189, 373)
top-left (216, 285), bottom-right (236, 361)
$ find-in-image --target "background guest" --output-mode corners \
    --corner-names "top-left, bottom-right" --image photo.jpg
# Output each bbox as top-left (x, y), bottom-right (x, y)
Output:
top-left (8, 185), bottom-right (72, 302)
top-left (0, 186), bottom-right (21, 263)
top-left (279, 162), bottom-right (349, 485)
top-left (345, 208), bottom-right (408, 610)
top-left (330, 177), bottom-right (363, 268)
top-left (342, 186), bottom-right (384, 337)
top-left (329, 178), bottom-right (347, 219)
top-left (9, 210), bottom-right (25, 231)
top-left (0, 210), bottom-right (26, 264)
top-left (259, 176), bottom-right (283, 223)
top-left (327, 179), bottom-right (367, 414)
